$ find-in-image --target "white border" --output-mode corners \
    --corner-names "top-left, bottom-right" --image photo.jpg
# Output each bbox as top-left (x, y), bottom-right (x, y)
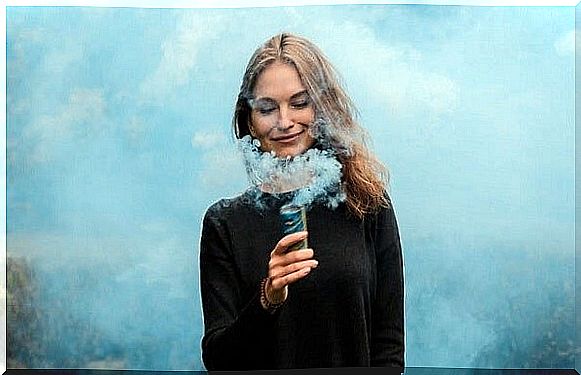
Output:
top-left (2, 0), bottom-right (580, 7)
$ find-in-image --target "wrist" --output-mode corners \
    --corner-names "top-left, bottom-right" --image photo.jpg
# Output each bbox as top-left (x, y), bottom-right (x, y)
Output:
top-left (266, 277), bottom-right (288, 304)
top-left (260, 277), bottom-right (287, 312)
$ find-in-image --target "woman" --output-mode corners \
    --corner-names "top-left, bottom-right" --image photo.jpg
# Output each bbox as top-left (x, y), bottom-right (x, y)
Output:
top-left (199, 32), bottom-right (404, 371)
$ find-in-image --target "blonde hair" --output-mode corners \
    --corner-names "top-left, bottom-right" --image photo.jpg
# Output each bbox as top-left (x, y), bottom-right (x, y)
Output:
top-left (233, 32), bottom-right (389, 218)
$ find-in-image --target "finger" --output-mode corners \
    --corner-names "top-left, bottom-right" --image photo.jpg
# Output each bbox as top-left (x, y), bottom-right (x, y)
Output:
top-left (272, 231), bottom-right (308, 255)
top-left (270, 267), bottom-right (313, 290)
top-left (270, 259), bottom-right (319, 280)
top-left (269, 248), bottom-right (314, 269)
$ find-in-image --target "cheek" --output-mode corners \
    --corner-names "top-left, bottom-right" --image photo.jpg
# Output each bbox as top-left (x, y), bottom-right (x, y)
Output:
top-left (304, 133), bottom-right (316, 149)
top-left (249, 116), bottom-right (266, 138)
top-left (302, 108), bottom-right (315, 123)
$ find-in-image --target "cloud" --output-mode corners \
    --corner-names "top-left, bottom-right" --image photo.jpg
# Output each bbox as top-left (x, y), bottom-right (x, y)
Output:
top-left (554, 29), bottom-right (574, 57)
top-left (22, 88), bottom-right (106, 163)
top-left (43, 42), bottom-right (84, 75)
top-left (139, 12), bottom-right (226, 102)
top-left (190, 130), bottom-right (225, 149)
top-left (198, 148), bottom-right (246, 192)
top-left (124, 116), bottom-right (149, 147)
top-left (287, 15), bottom-right (460, 119)
top-left (190, 130), bottom-right (247, 190)
top-left (7, 26), bottom-right (47, 79)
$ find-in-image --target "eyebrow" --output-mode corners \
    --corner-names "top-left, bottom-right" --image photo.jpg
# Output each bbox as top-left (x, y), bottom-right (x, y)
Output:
top-left (289, 90), bottom-right (309, 101)
top-left (251, 90), bottom-right (309, 104)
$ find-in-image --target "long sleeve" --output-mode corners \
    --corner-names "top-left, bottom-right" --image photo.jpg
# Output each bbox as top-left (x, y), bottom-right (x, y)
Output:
top-left (199, 203), bottom-right (278, 371)
top-left (369, 197), bottom-right (405, 369)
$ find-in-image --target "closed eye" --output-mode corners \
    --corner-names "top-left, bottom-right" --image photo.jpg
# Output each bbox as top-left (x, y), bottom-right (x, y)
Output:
top-left (257, 105), bottom-right (277, 115)
top-left (289, 91), bottom-right (311, 109)
top-left (290, 99), bottom-right (310, 109)
top-left (250, 91), bottom-right (310, 115)
top-left (251, 99), bottom-right (278, 115)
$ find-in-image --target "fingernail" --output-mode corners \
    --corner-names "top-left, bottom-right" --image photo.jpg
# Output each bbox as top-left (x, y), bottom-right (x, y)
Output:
top-left (304, 268), bottom-right (311, 275)
top-left (313, 261), bottom-right (319, 268)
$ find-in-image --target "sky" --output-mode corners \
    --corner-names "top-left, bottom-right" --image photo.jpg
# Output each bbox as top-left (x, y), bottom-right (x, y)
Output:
top-left (4, 1), bottom-right (577, 371)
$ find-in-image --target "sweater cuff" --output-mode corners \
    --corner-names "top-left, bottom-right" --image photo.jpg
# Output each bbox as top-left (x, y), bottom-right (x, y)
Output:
top-left (243, 284), bottom-right (283, 321)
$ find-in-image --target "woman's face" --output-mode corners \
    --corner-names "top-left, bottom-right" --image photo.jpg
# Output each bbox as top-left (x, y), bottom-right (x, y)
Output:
top-left (249, 61), bottom-right (316, 158)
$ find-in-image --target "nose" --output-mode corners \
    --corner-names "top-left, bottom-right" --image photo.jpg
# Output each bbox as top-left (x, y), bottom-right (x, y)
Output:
top-left (275, 106), bottom-right (294, 131)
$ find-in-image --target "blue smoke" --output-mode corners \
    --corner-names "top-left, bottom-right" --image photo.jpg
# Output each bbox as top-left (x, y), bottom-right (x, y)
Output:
top-left (237, 134), bottom-right (346, 209)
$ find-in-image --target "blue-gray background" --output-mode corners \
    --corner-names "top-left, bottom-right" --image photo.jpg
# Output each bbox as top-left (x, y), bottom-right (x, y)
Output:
top-left (6, 4), bottom-right (576, 371)
top-left (575, 3), bottom-right (580, 374)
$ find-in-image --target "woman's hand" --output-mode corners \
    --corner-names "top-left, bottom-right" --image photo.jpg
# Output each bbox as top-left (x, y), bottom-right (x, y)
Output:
top-left (264, 230), bottom-right (318, 305)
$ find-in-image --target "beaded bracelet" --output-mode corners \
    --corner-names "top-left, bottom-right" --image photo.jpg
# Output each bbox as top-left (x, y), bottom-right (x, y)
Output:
top-left (260, 277), bottom-right (285, 313)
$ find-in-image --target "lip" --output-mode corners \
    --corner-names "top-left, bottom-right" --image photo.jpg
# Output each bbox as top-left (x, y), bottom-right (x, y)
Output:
top-left (272, 131), bottom-right (303, 143)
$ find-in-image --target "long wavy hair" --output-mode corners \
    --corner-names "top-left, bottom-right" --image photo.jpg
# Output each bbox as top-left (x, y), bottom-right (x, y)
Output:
top-left (233, 32), bottom-right (389, 218)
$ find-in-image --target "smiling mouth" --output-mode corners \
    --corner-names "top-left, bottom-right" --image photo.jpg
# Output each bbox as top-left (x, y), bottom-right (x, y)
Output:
top-left (272, 131), bottom-right (303, 143)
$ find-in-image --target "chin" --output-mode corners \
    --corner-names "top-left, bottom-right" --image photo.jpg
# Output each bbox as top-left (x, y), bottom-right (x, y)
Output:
top-left (275, 145), bottom-right (309, 158)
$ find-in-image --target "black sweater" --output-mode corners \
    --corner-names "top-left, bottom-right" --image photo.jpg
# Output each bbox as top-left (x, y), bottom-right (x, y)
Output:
top-left (199, 190), bottom-right (404, 371)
